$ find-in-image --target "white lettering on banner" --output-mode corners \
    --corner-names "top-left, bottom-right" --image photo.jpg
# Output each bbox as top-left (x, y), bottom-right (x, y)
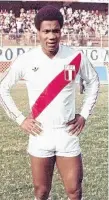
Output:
top-left (0, 47), bottom-right (109, 63)
top-left (0, 47), bottom-right (31, 61)
top-left (78, 48), bottom-right (109, 63)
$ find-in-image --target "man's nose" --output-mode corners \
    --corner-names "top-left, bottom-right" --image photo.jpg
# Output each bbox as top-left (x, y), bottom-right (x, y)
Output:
top-left (48, 32), bottom-right (56, 39)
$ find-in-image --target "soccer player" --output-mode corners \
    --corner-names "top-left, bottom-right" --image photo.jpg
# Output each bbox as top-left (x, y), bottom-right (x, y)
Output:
top-left (0, 5), bottom-right (99, 200)
top-left (80, 77), bottom-right (85, 94)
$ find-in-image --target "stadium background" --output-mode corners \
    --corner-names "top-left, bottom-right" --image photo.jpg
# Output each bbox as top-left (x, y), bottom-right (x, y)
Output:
top-left (0, 1), bottom-right (108, 200)
top-left (0, 0), bottom-right (108, 83)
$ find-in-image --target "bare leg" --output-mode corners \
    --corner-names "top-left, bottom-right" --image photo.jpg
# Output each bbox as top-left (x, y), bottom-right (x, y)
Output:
top-left (30, 155), bottom-right (56, 200)
top-left (56, 154), bottom-right (83, 200)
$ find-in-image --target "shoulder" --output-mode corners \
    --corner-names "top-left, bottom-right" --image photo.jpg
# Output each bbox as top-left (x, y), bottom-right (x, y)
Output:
top-left (60, 44), bottom-right (83, 58)
top-left (17, 45), bottom-right (41, 61)
top-left (59, 45), bottom-right (85, 65)
top-left (10, 45), bottom-right (41, 70)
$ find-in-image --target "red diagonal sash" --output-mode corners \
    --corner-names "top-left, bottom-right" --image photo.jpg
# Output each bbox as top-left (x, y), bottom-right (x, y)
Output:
top-left (32, 53), bottom-right (81, 119)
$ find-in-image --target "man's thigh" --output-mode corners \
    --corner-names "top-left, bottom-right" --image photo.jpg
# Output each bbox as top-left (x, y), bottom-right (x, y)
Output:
top-left (56, 154), bottom-right (83, 191)
top-left (30, 155), bottom-right (56, 187)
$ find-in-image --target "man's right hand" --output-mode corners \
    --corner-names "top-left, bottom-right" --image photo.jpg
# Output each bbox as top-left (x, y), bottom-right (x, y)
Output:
top-left (20, 113), bottom-right (42, 136)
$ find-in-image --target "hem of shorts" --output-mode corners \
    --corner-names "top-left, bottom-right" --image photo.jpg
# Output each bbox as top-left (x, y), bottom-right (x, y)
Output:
top-left (27, 150), bottom-right (55, 158)
top-left (56, 150), bottom-right (81, 157)
top-left (27, 150), bottom-right (81, 158)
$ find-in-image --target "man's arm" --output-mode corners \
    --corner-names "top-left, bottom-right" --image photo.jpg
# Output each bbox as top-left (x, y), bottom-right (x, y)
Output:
top-left (0, 57), bottom-right (26, 125)
top-left (79, 53), bottom-right (100, 120)
top-left (0, 56), bottom-right (42, 135)
top-left (67, 53), bottom-right (99, 135)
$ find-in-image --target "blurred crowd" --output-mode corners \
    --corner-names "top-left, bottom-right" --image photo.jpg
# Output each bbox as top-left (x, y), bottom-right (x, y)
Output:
top-left (60, 7), bottom-right (108, 46)
top-left (0, 7), bottom-right (108, 46)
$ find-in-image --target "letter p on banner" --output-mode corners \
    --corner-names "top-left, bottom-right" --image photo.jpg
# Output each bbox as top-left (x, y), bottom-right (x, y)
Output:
top-left (64, 65), bottom-right (76, 81)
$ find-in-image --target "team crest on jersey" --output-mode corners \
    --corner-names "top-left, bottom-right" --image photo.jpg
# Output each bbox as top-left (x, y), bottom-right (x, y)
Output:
top-left (32, 66), bottom-right (39, 72)
top-left (64, 65), bottom-right (76, 81)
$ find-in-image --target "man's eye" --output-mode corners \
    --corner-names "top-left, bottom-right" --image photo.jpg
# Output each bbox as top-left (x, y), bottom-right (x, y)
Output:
top-left (43, 29), bottom-right (60, 34)
top-left (43, 30), bottom-right (50, 34)
top-left (53, 29), bottom-right (60, 33)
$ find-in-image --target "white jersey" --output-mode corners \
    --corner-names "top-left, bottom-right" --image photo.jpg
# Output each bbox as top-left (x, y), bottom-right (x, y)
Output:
top-left (0, 45), bottom-right (99, 128)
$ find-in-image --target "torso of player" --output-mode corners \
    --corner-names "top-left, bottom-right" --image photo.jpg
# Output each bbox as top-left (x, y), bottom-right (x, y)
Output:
top-left (22, 45), bottom-right (81, 127)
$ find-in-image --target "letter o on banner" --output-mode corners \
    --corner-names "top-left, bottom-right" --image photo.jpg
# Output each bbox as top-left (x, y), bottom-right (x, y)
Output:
top-left (5, 48), bottom-right (13, 60)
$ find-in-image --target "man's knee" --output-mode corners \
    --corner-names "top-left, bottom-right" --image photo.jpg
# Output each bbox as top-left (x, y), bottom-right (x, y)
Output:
top-left (34, 184), bottom-right (50, 200)
top-left (66, 182), bottom-right (82, 200)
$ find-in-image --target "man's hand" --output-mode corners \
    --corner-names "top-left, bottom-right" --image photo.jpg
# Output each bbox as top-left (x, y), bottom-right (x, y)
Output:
top-left (66, 114), bottom-right (86, 136)
top-left (20, 113), bottom-right (42, 136)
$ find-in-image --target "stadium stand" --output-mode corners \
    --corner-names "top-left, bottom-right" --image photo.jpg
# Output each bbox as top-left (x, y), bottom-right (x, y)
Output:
top-left (0, 2), bottom-right (108, 47)
top-left (0, 2), bottom-right (108, 83)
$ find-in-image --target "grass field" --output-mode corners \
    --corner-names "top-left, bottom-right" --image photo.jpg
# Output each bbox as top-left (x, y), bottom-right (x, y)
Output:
top-left (0, 84), bottom-right (108, 200)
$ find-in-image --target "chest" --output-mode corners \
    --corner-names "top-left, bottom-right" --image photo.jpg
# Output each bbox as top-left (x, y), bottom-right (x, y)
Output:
top-left (24, 57), bottom-right (75, 92)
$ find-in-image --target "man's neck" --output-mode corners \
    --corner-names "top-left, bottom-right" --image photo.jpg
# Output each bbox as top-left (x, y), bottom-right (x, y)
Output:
top-left (41, 46), bottom-right (59, 59)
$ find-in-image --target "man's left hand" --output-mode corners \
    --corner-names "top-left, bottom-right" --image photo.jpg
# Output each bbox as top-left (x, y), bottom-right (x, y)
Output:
top-left (66, 114), bottom-right (86, 136)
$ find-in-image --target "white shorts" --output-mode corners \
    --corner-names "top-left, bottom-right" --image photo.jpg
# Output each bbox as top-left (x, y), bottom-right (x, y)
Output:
top-left (27, 126), bottom-right (81, 158)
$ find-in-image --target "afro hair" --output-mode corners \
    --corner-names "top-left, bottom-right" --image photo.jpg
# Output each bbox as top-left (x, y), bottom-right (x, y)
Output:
top-left (34, 5), bottom-right (64, 30)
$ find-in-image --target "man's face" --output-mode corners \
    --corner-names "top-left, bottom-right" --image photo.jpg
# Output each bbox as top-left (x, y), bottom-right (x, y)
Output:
top-left (37, 20), bottom-right (61, 57)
